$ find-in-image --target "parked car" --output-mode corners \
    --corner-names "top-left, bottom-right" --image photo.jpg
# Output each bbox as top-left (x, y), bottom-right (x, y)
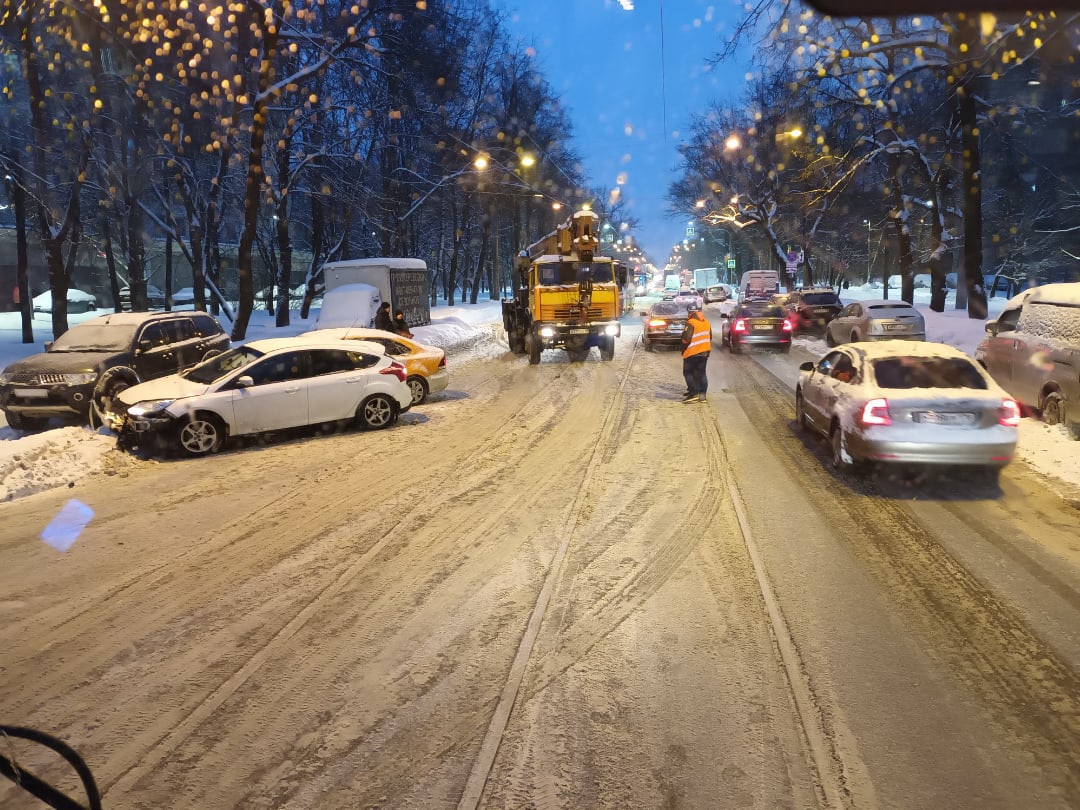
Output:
top-left (781, 288), bottom-right (844, 332)
top-left (975, 282), bottom-right (1080, 439)
top-left (118, 284), bottom-right (168, 310)
top-left (31, 288), bottom-right (98, 314)
top-left (116, 338), bottom-right (412, 457)
top-left (720, 302), bottom-right (792, 353)
top-left (825, 299), bottom-right (925, 346)
top-left (0, 311), bottom-right (229, 431)
top-left (299, 327), bottom-right (448, 405)
top-left (703, 284), bottom-right (731, 304)
top-left (795, 341), bottom-right (1020, 482)
top-left (641, 301), bottom-right (692, 351)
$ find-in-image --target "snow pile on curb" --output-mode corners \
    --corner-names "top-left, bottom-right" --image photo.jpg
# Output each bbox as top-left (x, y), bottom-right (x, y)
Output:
top-left (0, 426), bottom-right (147, 502)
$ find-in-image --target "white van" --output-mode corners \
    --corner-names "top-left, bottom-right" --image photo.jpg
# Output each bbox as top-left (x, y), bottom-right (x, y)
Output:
top-left (740, 270), bottom-right (781, 302)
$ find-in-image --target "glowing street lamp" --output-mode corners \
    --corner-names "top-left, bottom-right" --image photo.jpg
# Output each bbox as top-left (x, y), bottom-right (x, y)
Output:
top-left (725, 134), bottom-right (741, 151)
top-left (473, 156), bottom-right (489, 170)
top-left (520, 154), bottom-right (536, 168)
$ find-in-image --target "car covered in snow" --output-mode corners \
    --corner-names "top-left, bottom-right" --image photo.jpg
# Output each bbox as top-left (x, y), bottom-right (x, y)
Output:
top-left (975, 282), bottom-right (1080, 439)
top-left (115, 337), bottom-right (412, 456)
top-left (795, 341), bottom-right (1020, 482)
top-left (32, 288), bottom-right (98, 313)
top-left (298, 327), bottom-right (448, 405)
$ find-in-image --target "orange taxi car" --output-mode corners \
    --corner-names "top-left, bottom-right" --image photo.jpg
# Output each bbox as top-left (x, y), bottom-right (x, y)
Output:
top-left (300, 327), bottom-right (448, 405)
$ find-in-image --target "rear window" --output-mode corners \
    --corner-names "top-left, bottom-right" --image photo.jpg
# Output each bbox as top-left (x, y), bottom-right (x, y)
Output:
top-left (871, 357), bottom-right (988, 390)
top-left (651, 303), bottom-right (686, 316)
top-left (867, 304), bottom-right (914, 313)
top-left (802, 293), bottom-right (840, 305)
top-left (1017, 301), bottom-right (1080, 343)
top-left (740, 305), bottom-right (784, 318)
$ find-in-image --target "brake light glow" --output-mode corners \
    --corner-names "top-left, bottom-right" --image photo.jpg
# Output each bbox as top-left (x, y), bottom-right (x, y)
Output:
top-left (380, 361), bottom-right (407, 382)
top-left (733, 318), bottom-right (747, 333)
top-left (999, 398), bottom-right (1021, 427)
top-left (782, 318), bottom-right (793, 332)
top-left (649, 318), bottom-right (668, 327)
top-left (859, 398), bottom-right (892, 426)
top-left (438, 355), bottom-right (447, 368)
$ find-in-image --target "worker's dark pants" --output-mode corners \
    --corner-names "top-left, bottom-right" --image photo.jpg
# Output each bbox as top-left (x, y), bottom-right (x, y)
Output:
top-left (683, 353), bottom-right (709, 396)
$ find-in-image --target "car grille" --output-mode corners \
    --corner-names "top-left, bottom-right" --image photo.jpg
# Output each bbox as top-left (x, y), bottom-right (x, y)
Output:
top-left (7, 371), bottom-right (69, 385)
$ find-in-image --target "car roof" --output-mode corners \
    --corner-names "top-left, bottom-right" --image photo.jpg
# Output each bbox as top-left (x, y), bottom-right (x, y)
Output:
top-left (836, 340), bottom-right (971, 362)
top-left (857, 299), bottom-right (914, 309)
top-left (77, 311), bottom-right (205, 326)
top-left (1025, 282), bottom-right (1080, 307)
top-left (245, 337), bottom-right (386, 355)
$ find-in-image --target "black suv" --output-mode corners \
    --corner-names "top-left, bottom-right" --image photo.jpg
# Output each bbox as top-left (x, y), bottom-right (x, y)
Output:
top-left (0, 311), bottom-right (229, 430)
top-left (782, 288), bottom-right (843, 332)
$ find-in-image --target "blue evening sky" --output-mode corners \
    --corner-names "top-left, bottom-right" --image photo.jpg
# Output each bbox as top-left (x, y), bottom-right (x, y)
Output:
top-left (497, 1), bottom-right (750, 264)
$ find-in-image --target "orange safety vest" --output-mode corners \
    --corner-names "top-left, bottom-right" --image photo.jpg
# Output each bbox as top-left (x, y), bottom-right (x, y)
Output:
top-left (682, 314), bottom-right (712, 358)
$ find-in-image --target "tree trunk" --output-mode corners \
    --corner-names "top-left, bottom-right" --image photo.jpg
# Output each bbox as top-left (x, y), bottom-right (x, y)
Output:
top-left (958, 73), bottom-right (988, 320)
top-left (275, 140), bottom-right (292, 328)
top-left (10, 170), bottom-right (33, 343)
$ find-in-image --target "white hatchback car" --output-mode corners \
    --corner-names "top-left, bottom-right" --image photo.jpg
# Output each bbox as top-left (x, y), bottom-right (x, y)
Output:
top-left (115, 337), bottom-right (411, 456)
top-left (795, 341), bottom-right (1020, 483)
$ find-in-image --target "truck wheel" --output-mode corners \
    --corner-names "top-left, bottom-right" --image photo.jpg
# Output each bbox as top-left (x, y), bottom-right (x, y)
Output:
top-left (527, 334), bottom-right (541, 365)
top-left (599, 336), bottom-right (615, 361)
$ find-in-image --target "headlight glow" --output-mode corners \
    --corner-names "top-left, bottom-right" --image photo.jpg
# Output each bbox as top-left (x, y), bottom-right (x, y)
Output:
top-left (604, 324), bottom-right (619, 336)
top-left (539, 326), bottom-right (555, 338)
top-left (127, 399), bottom-right (175, 417)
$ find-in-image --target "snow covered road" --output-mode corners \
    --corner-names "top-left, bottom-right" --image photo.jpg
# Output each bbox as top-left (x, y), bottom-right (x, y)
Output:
top-left (2, 324), bottom-right (1079, 808)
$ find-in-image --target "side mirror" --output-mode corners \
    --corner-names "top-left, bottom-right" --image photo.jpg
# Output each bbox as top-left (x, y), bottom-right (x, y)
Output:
top-left (235, 375), bottom-right (254, 388)
top-left (985, 321), bottom-right (998, 336)
top-left (799, 362), bottom-right (815, 372)
top-left (44, 341), bottom-right (54, 351)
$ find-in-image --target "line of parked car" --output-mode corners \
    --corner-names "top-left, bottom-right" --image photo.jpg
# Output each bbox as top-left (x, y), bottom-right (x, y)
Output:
top-left (0, 311), bottom-right (450, 457)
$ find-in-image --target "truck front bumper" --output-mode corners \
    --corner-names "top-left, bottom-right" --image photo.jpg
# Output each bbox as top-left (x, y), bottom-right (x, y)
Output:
top-left (535, 321), bottom-right (621, 346)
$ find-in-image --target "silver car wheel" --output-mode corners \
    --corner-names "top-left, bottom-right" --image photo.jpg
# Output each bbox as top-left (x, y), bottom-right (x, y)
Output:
top-left (178, 416), bottom-right (224, 456)
top-left (407, 376), bottom-right (428, 405)
top-left (360, 394), bottom-right (395, 429)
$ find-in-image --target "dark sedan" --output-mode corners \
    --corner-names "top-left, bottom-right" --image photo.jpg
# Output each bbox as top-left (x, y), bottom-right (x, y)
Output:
top-left (720, 303), bottom-right (793, 353)
top-left (641, 301), bottom-right (691, 351)
top-left (783, 288), bottom-right (844, 332)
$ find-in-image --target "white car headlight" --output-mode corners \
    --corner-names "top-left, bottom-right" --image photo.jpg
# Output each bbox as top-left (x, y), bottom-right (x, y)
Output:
top-left (63, 373), bottom-right (99, 385)
top-left (127, 399), bottom-right (175, 417)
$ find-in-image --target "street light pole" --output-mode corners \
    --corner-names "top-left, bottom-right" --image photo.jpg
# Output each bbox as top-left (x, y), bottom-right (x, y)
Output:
top-left (864, 219), bottom-right (871, 284)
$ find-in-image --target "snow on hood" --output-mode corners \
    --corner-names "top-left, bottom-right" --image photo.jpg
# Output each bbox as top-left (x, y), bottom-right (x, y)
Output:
top-left (117, 374), bottom-right (211, 407)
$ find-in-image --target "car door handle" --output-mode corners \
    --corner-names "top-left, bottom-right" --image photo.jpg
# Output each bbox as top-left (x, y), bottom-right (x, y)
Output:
top-left (345, 377), bottom-right (364, 384)
top-left (284, 386), bottom-right (300, 393)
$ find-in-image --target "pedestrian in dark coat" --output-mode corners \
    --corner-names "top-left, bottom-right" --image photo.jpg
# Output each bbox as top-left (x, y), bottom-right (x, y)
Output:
top-left (374, 302), bottom-right (394, 332)
top-left (393, 309), bottom-right (414, 338)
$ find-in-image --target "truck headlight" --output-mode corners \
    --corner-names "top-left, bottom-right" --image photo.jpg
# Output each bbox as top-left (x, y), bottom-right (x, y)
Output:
top-left (539, 326), bottom-right (556, 338)
top-left (127, 399), bottom-right (175, 417)
top-left (604, 324), bottom-right (619, 336)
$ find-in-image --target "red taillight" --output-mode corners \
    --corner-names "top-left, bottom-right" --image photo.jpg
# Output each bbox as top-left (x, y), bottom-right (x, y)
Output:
top-left (859, 397), bottom-right (892, 426)
top-left (999, 398), bottom-right (1021, 427)
top-left (648, 318), bottom-right (668, 327)
top-left (733, 318), bottom-right (747, 333)
top-left (380, 361), bottom-right (407, 382)
top-left (438, 354), bottom-right (447, 368)
top-left (782, 318), bottom-right (793, 332)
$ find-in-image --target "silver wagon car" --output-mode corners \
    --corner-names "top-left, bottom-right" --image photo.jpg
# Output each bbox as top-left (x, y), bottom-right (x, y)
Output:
top-left (825, 299), bottom-right (925, 346)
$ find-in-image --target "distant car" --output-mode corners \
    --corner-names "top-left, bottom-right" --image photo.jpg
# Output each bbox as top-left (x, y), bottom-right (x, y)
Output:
top-left (641, 301), bottom-right (692, 351)
top-left (782, 288), bottom-right (844, 332)
top-left (720, 302), bottom-right (792, 353)
top-left (115, 338), bottom-right (412, 457)
top-left (703, 284), bottom-right (731, 303)
top-left (118, 284), bottom-right (167, 310)
top-left (299, 327), bottom-right (448, 405)
top-left (825, 299), bottom-right (925, 346)
top-left (673, 291), bottom-right (703, 309)
top-left (975, 282), bottom-right (1080, 439)
top-left (795, 341), bottom-right (1020, 482)
top-left (32, 288), bottom-right (97, 314)
top-left (0, 311), bottom-right (229, 431)
top-left (661, 290), bottom-right (679, 301)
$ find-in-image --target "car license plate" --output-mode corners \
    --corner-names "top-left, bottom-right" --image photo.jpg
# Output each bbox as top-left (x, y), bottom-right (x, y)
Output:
top-left (884, 323), bottom-right (910, 331)
top-left (918, 411), bottom-right (975, 426)
top-left (754, 324), bottom-right (773, 330)
top-left (569, 328), bottom-right (589, 335)
top-left (17, 389), bottom-right (49, 398)
top-left (668, 325), bottom-right (682, 332)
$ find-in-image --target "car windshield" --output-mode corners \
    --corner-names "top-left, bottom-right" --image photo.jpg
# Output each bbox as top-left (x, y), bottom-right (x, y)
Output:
top-left (802, 293), bottom-right (839, 305)
top-left (182, 346), bottom-right (264, 383)
top-left (871, 357), bottom-right (988, 390)
top-left (47, 323), bottom-right (138, 352)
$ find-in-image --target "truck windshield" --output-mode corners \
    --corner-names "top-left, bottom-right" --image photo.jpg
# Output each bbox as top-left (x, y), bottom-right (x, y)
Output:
top-left (536, 262), bottom-right (615, 285)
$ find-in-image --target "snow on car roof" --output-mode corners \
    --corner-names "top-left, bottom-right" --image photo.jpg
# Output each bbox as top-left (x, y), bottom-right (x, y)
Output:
top-left (1026, 281), bottom-right (1080, 306)
top-left (245, 336), bottom-right (386, 354)
top-left (322, 257), bottom-right (427, 271)
top-left (843, 339), bottom-right (972, 361)
top-left (79, 311), bottom-right (194, 326)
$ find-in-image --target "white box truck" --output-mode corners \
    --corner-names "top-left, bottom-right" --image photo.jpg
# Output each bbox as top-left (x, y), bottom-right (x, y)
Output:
top-left (320, 258), bottom-right (431, 328)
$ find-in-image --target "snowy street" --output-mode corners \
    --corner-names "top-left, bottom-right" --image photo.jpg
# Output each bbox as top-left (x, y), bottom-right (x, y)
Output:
top-left (2, 313), bottom-right (1079, 808)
